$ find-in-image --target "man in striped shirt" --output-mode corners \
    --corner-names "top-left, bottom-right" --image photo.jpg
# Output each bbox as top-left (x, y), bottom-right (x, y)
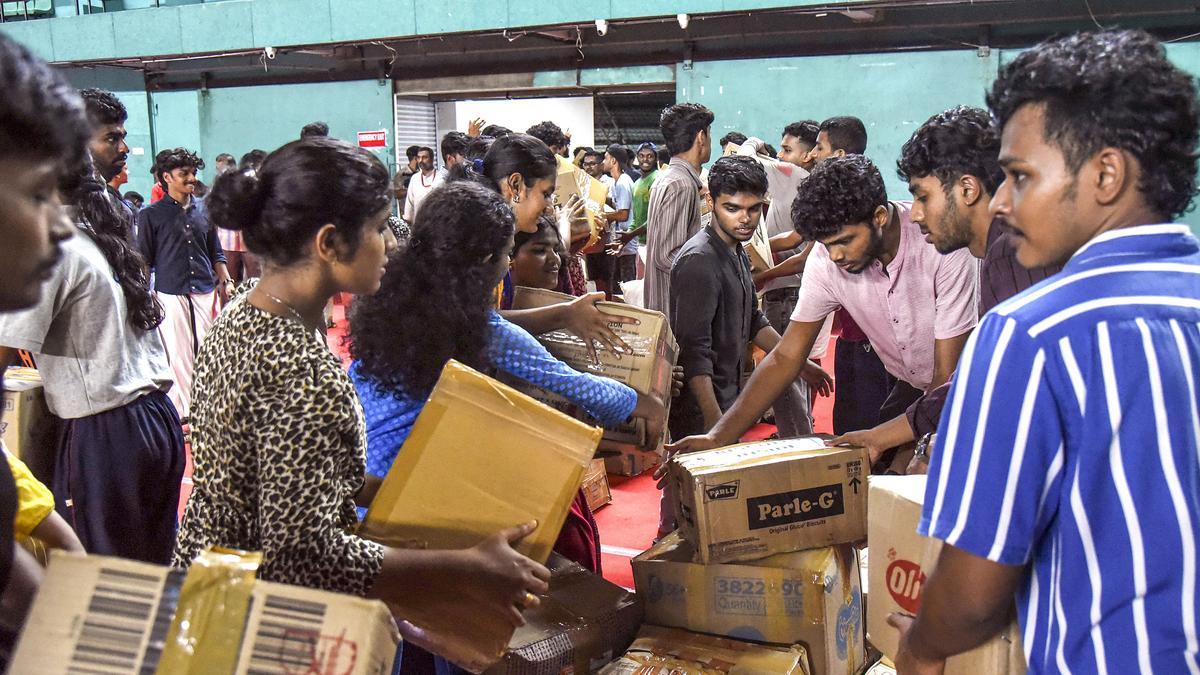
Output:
top-left (893, 30), bottom-right (1200, 674)
top-left (643, 103), bottom-right (713, 320)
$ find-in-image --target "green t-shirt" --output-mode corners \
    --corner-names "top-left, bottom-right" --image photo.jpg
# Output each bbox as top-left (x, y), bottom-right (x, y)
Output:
top-left (631, 170), bottom-right (659, 245)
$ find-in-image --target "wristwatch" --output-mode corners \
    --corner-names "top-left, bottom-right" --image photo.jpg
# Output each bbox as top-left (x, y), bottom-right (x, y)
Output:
top-left (915, 433), bottom-right (934, 460)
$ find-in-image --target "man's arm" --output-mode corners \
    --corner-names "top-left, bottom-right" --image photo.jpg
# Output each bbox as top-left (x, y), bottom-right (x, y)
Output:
top-left (892, 545), bottom-right (1022, 672)
top-left (753, 242), bottom-right (813, 285)
top-left (751, 324), bottom-right (781, 352)
top-left (668, 318), bottom-right (825, 453)
top-left (769, 230), bottom-right (804, 252)
top-left (931, 332), bottom-right (971, 390)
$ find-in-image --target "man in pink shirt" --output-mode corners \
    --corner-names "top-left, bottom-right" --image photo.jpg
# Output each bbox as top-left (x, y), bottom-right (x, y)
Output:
top-left (669, 154), bottom-right (978, 462)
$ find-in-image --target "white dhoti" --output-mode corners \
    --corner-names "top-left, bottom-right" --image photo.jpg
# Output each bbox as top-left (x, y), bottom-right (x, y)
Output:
top-left (156, 290), bottom-right (219, 420)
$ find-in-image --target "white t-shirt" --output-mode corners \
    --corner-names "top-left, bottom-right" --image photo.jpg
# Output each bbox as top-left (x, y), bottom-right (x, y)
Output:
top-left (403, 168), bottom-right (446, 223)
top-left (0, 225), bottom-right (174, 418)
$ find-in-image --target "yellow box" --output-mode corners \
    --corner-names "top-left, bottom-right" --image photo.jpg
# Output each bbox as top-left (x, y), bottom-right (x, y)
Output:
top-left (599, 625), bottom-right (810, 674)
top-left (555, 156), bottom-right (608, 252)
top-left (867, 476), bottom-right (1027, 675)
top-left (745, 224), bottom-right (774, 273)
top-left (361, 360), bottom-right (601, 562)
top-left (632, 532), bottom-right (864, 675)
top-left (9, 552), bottom-right (399, 674)
top-left (670, 437), bottom-right (868, 564)
top-left (511, 286), bottom-right (678, 453)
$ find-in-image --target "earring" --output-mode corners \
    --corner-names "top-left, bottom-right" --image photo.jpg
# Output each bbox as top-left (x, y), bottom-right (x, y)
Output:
top-left (513, 194), bottom-right (521, 204)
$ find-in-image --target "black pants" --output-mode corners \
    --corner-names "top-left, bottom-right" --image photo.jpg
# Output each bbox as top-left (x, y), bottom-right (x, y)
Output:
top-left (54, 390), bottom-right (185, 565)
top-left (832, 339), bottom-right (894, 435)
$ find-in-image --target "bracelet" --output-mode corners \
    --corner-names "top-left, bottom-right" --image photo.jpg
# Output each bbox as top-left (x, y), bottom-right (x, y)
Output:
top-left (914, 432), bottom-right (933, 459)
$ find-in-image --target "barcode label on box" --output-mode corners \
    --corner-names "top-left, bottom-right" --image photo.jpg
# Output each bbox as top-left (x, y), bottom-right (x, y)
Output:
top-left (245, 592), bottom-right (329, 673)
top-left (68, 565), bottom-right (162, 672)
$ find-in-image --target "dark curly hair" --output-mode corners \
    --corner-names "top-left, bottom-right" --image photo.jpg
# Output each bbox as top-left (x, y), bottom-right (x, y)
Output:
top-left (300, 121), bottom-right (329, 139)
top-left (791, 155), bottom-right (887, 241)
top-left (440, 131), bottom-right (470, 161)
top-left (708, 155), bottom-right (768, 199)
top-left (349, 181), bottom-right (515, 398)
top-left (80, 88), bottom-right (128, 127)
top-left (719, 132), bottom-right (748, 148)
top-left (239, 149), bottom-right (267, 172)
top-left (64, 159), bottom-right (163, 331)
top-left (481, 124), bottom-right (512, 138)
top-left (206, 137), bottom-right (390, 267)
top-left (153, 147), bottom-right (204, 191)
top-left (988, 29), bottom-right (1200, 219)
top-left (447, 133), bottom-right (556, 194)
top-left (898, 106), bottom-right (1002, 195)
top-left (526, 121), bottom-right (569, 150)
top-left (819, 116), bottom-right (868, 155)
top-left (783, 120), bottom-right (819, 146)
top-left (0, 35), bottom-right (89, 171)
top-left (660, 103), bottom-right (714, 156)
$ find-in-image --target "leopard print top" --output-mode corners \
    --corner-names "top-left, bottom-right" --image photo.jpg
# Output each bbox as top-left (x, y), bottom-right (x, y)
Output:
top-left (173, 295), bottom-right (385, 596)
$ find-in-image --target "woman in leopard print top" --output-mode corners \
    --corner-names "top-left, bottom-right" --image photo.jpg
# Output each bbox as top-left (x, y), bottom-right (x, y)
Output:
top-left (172, 138), bottom-right (550, 635)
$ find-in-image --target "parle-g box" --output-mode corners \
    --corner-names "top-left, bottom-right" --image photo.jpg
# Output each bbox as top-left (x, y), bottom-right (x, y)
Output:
top-left (670, 437), bottom-right (868, 564)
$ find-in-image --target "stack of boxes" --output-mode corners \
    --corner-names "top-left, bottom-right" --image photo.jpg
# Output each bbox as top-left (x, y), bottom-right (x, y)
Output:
top-left (624, 436), bottom-right (871, 675)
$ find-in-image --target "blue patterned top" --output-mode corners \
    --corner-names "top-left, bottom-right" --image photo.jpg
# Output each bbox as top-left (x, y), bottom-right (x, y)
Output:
top-left (351, 311), bottom-right (638, 479)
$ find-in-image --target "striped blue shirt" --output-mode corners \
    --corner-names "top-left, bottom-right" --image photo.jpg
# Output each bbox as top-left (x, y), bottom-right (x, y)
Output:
top-left (920, 224), bottom-right (1200, 675)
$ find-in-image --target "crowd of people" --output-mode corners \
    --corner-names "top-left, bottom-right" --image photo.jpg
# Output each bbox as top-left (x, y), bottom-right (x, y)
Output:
top-left (1, 24), bottom-right (1199, 675)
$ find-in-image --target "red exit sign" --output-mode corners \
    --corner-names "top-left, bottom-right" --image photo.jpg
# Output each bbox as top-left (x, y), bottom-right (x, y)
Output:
top-left (357, 130), bottom-right (387, 148)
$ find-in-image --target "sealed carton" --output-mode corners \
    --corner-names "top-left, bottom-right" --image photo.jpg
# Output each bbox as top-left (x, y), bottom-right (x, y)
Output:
top-left (360, 360), bottom-right (601, 671)
top-left (745, 224), bottom-right (774, 273)
top-left (510, 286), bottom-right (678, 459)
top-left (2, 367), bottom-right (56, 483)
top-left (8, 552), bottom-right (399, 674)
top-left (670, 437), bottom-right (868, 563)
top-left (599, 625), bottom-right (810, 674)
top-left (486, 555), bottom-right (642, 674)
top-left (555, 156), bottom-right (608, 252)
top-left (867, 476), bottom-right (1027, 675)
top-left (582, 458), bottom-right (612, 512)
top-left (632, 532), bottom-right (864, 675)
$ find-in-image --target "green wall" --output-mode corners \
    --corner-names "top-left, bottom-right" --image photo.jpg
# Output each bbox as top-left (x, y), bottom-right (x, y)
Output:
top-left (0, 0), bottom-right (862, 63)
top-left (144, 79), bottom-right (394, 187)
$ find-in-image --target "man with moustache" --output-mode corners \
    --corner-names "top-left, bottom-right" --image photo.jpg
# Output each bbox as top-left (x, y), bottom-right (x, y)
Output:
top-left (892, 30), bottom-right (1200, 674)
top-left (831, 106), bottom-right (1061, 468)
top-left (668, 154), bottom-right (978, 463)
top-left (137, 147), bottom-right (230, 420)
top-left (80, 89), bottom-right (134, 232)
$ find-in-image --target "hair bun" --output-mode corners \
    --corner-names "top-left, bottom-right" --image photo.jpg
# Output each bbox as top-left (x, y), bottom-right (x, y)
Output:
top-left (207, 168), bottom-right (266, 232)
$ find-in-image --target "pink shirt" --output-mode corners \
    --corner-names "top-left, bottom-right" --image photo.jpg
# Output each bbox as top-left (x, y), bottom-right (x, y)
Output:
top-left (790, 201), bottom-right (978, 390)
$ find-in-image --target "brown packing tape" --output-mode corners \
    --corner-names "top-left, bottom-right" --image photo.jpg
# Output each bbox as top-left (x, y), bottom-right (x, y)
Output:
top-left (156, 547), bottom-right (263, 674)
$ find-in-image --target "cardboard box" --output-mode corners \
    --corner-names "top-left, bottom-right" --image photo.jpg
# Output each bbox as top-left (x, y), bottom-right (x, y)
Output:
top-left (555, 156), bottom-right (608, 253)
top-left (9, 552), bottom-right (399, 674)
top-left (2, 367), bottom-right (56, 484)
top-left (670, 437), bottom-right (868, 564)
top-left (582, 458), bottom-right (612, 512)
top-left (632, 532), bottom-right (864, 675)
top-left (486, 554), bottom-right (643, 674)
top-left (867, 476), bottom-right (1027, 675)
top-left (359, 360), bottom-right (601, 671)
top-left (604, 447), bottom-right (660, 477)
top-left (598, 625), bottom-right (810, 674)
top-left (745, 224), bottom-right (774, 273)
top-left (511, 286), bottom-right (678, 455)
top-left (361, 360), bottom-right (601, 562)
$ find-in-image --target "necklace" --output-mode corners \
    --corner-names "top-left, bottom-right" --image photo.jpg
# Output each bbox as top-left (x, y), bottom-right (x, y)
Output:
top-left (259, 288), bottom-right (307, 324)
top-left (420, 171), bottom-right (436, 188)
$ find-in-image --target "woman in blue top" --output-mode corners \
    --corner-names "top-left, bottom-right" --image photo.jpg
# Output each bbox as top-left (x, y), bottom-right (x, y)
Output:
top-left (349, 182), bottom-right (666, 569)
